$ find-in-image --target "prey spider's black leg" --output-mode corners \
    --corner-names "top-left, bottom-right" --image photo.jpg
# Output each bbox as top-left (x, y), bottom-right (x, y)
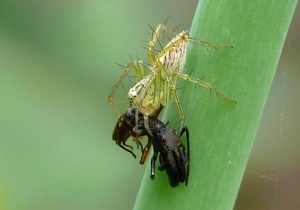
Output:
top-left (180, 126), bottom-right (190, 186)
top-left (158, 154), bottom-right (166, 171)
top-left (118, 144), bottom-right (136, 159)
top-left (151, 150), bottom-right (159, 179)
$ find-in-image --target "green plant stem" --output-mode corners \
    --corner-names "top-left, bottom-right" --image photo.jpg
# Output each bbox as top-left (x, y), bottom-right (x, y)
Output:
top-left (134, 0), bottom-right (297, 209)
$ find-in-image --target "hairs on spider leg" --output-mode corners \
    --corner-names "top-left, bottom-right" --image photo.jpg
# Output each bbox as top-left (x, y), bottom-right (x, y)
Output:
top-left (114, 60), bottom-right (136, 86)
top-left (140, 63), bottom-right (153, 74)
top-left (163, 14), bottom-right (171, 25)
top-left (157, 37), bottom-right (164, 51)
top-left (190, 39), bottom-right (209, 51)
top-left (166, 35), bottom-right (173, 44)
top-left (161, 15), bottom-right (172, 41)
top-left (211, 80), bottom-right (220, 87)
top-left (153, 49), bottom-right (161, 54)
top-left (137, 38), bottom-right (149, 44)
top-left (172, 24), bottom-right (184, 32)
top-left (129, 74), bottom-right (138, 80)
top-left (148, 24), bottom-right (155, 35)
top-left (142, 60), bottom-right (150, 67)
top-left (135, 55), bottom-right (141, 62)
top-left (113, 62), bottom-right (125, 69)
top-left (175, 86), bottom-right (187, 95)
top-left (186, 66), bottom-right (197, 77)
top-left (114, 62), bottom-right (133, 84)
top-left (145, 65), bottom-right (153, 73)
top-left (126, 65), bottom-right (136, 84)
top-left (129, 55), bottom-right (133, 61)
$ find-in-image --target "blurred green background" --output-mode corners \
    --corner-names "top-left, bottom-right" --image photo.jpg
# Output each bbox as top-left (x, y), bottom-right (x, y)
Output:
top-left (0, 1), bottom-right (299, 209)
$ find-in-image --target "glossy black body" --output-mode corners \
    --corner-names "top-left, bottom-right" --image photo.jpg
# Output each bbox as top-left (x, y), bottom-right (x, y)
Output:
top-left (113, 107), bottom-right (190, 187)
top-left (140, 118), bottom-right (190, 187)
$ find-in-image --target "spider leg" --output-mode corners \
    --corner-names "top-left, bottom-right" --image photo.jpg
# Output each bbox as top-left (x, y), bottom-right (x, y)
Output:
top-left (143, 114), bottom-right (153, 137)
top-left (175, 72), bottom-right (237, 103)
top-left (187, 36), bottom-right (234, 50)
top-left (108, 61), bottom-right (147, 118)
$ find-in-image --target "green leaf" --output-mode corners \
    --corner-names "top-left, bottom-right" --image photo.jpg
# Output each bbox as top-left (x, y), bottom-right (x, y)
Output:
top-left (134, 0), bottom-right (297, 209)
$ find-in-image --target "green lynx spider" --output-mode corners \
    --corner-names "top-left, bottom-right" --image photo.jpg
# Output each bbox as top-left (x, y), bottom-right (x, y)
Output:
top-left (109, 24), bottom-right (236, 144)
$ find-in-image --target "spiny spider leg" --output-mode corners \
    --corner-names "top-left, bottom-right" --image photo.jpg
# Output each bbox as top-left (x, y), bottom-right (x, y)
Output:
top-left (176, 72), bottom-right (237, 103)
top-left (108, 61), bottom-right (147, 118)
